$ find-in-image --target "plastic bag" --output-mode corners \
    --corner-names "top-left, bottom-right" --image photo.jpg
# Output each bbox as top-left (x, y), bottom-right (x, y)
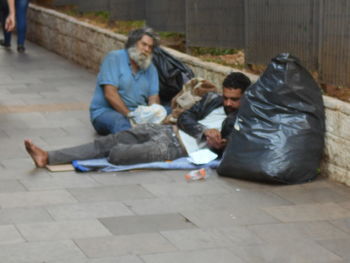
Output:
top-left (128, 104), bottom-right (167, 125)
top-left (152, 47), bottom-right (194, 103)
top-left (217, 53), bottom-right (325, 184)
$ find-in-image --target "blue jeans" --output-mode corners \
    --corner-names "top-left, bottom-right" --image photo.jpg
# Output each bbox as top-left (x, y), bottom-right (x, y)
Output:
top-left (92, 110), bottom-right (132, 135)
top-left (1, 0), bottom-right (29, 46)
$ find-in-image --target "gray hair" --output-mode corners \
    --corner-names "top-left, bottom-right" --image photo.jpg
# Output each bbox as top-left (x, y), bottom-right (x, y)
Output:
top-left (125, 27), bottom-right (160, 50)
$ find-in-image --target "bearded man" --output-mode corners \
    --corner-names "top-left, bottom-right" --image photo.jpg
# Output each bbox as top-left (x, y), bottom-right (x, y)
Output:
top-left (89, 27), bottom-right (161, 135)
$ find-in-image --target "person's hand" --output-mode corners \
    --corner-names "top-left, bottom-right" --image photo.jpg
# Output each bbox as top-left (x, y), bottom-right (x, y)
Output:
top-left (5, 14), bottom-right (15, 32)
top-left (204, 129), bottom-right (226, 149)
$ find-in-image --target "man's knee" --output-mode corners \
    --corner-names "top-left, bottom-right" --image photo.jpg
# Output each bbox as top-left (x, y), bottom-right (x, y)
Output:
top-left (93, 111), bottom-right (131, 135)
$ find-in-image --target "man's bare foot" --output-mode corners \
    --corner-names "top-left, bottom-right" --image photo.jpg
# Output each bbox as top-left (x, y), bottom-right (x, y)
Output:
top-left (24, 139), bottom-right (49, 168)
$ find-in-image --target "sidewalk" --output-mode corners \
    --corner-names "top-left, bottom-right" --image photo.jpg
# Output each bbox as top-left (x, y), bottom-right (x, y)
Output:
top-left (0, 40), bottom-right (350, 263)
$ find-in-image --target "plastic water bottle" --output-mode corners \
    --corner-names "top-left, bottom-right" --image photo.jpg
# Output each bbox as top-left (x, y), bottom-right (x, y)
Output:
top-left (184, 168), bottom-right (212, 181)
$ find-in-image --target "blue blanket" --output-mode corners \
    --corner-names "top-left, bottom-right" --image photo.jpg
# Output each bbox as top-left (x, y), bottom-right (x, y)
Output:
top-left (72, 157), bottom-right (221, 173)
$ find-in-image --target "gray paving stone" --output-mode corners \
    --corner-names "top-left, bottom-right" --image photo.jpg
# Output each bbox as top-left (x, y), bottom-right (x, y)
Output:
top-left (161, 226), bottom-right (262, 250)
top-left (230, 239), bottom-right (342, 263)
top-left (0, 167), bottom-right (52, 181)
top-left (0, 147), bottom-right (28, 160)
top-left (62, 125), bottom-right (98, 138)
top-left (0, 207), bottom-right (53, 225)
top-left (271, 187), bottom-right (350, 204)
top-left (99, 213), bottom-right (196, 235)
top-left (9, 85), bottom-right (59, 94)
top-left (26, 116), bottom-right (86, 130)
top-left (1, 157), bottom-right (44, 171)
top-left (6, 112), bottom-right (54, 128)
top-left (90, 170), bottom-right (185, 186)
top-left (329, 218), bottom-right (350, 234)
top-left (75, 233), bottom-right (177, 258)
top-left (20, 174), bottom-right (100, 190)
top-left (0, 129), bottom-right (9, 138)
top-left (0, 190), bottom-right (77, 208)
top-left (141, 181), bottom-right (232, 197)
top-left (21, 96), bottom-right (81, 105)
top-left (68, 185), bottom-right (154, 202)
top-left (0, 240), bottom-right (86, 262)
top-left (247, 221), bottom-right (350, 242)
top-left (318, 238), bottom-right (350, 261)
top-left (0, 225), bottom-right (24, 245)
top-left (219, 176), bottom-right (281, 191)
top-left (4, 127), bottom-right (67, 140)
top-left (46, 201), bottom-right (133, 220)
top-left (141, 248), bottom-right (245, 263)
top-left (125, 192), bottom-right (290, 215)
top-left (63, 255), bottom-right (144, 263)
top-left (0, 96), bottom-right (26, 106)
top-left (338, 201), bottom-right (350, 211)
top-left (17, 219), bottom-right (111, 241)
top-left (328, 183), bottom-right (350, 200)
top-left (181, 207), bottom-right (279, 227)
top-left (0, 180), bottom-right (26, 193)
top-left (263, 202), bottom-right (350, 222)
top-left (1, 74), bottom-right (43, 85)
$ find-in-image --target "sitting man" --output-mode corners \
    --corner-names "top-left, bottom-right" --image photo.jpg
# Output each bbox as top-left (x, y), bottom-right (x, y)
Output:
top-left (25, 72), bottom-right (251, 167)
top-left (90, 27), bottom-right (161, 135)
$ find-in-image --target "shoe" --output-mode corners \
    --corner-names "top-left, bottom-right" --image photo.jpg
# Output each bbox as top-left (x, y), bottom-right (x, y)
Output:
top-left (0, 39), bottom-right (11, 48)
top-left (17, 45), bottom-right (25, 53)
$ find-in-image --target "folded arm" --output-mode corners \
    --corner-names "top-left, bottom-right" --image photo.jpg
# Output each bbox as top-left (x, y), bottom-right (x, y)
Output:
top-left (177, 92), bottom-right (223, 140)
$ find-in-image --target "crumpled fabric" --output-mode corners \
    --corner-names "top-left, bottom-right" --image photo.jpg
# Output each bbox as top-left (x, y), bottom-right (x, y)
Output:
top-left (128, 104), bottom-right (167, 126)
top-left (163, 77), bottom-right (217, 124)
top-left (72, 157), bottom-right (221, 173)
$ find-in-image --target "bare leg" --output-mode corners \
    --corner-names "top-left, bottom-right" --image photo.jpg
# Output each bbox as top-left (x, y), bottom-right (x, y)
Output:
top-left (24, 139), bottom-right (48, 168)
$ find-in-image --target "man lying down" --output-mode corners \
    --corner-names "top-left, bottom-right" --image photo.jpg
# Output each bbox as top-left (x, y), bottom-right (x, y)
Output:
top-left (25, 73), bottom-right (251, 168)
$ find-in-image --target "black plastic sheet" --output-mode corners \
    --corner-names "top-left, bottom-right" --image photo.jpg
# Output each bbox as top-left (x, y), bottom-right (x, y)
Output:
top-left (218, 53), bottom-right (325, 184)
top-left (152, 47), bottom-right (194, 103)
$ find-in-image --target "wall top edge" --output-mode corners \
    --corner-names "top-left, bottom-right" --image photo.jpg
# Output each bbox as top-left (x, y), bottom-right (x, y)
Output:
top-left (29, 3), bottom-right (127, 42)
top-left (323, 95), bottom-right (350, 115)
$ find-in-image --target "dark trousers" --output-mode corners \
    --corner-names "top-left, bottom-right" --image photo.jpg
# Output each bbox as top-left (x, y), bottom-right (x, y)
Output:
top-left (48, 124), bottom-right (187, 165)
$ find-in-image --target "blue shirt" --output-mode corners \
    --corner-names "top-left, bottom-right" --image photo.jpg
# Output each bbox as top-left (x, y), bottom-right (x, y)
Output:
top-left (89, 49), bottom-right (159, 121)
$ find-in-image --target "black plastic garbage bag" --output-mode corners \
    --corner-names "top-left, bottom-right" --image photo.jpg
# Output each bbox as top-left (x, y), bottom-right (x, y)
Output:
top-left (152, 47), bottom-right (194, 103)
top-left (217, 53), bottom-right (325, 184)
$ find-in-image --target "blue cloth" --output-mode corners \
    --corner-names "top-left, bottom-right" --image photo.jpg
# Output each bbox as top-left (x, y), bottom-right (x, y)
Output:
top-left (1, 0), bottom-right (29, 46)
top-left (72, 157), bottom-right (221, 173)
top-left (89, 50), bottom-right (159, 122)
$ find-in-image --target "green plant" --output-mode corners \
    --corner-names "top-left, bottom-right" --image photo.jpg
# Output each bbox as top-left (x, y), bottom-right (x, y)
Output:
top-left (158, 32), bottom-right (185, 39)
top-left (190, 47), bottom-right (239, 56)
top-left (85, 11), bottom-right (110, 21)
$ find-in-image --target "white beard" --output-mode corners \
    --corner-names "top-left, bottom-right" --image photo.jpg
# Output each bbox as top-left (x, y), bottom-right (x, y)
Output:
top-left (128, 46), bottom-right (153, 70)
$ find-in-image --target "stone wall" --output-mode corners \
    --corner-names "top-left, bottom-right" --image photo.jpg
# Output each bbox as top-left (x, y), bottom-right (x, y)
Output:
top-left (27, 4), bottom-right (350, 186)
top-left (322, 98), bottom-right (350, 186)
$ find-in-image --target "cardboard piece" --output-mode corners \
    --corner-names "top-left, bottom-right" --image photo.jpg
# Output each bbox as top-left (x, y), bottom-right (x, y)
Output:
top-left (46, 164), bottom-right (75, 172)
